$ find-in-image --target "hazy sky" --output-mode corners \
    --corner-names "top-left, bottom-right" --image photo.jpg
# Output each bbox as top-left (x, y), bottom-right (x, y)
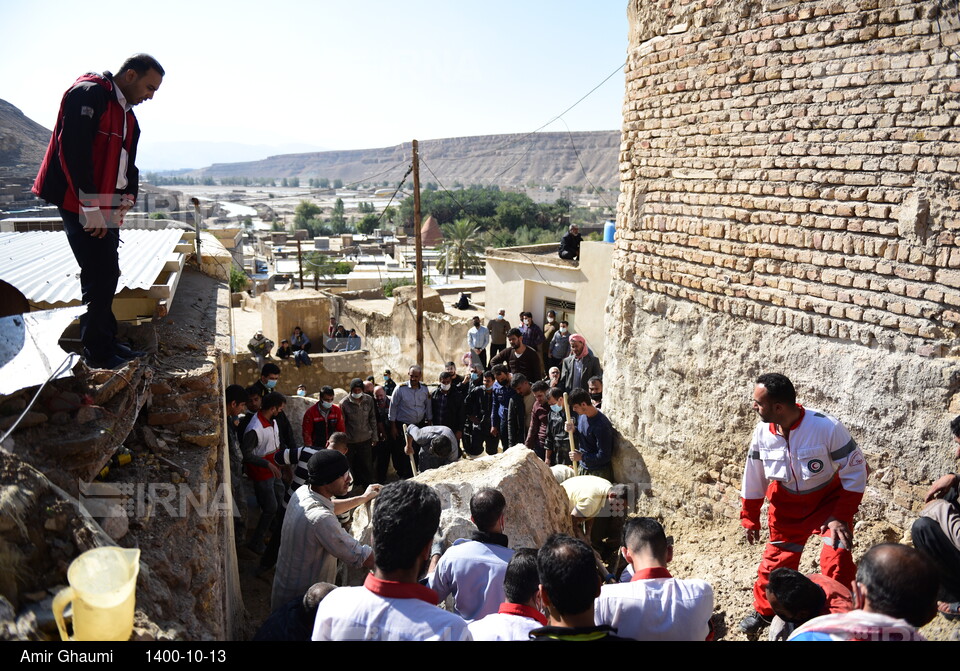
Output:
top-left (2, 1), bottom-right (628, 156)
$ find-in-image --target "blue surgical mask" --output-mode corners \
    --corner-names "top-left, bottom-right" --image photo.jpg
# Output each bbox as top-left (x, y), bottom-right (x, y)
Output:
top-left (497, 315), bottom-right (503, 320)
top-left (351, 392), bottom-right (363, 400)
top-left (296, 389), bottom-right (306, 397)
top-left (265, 379), bottom-right (278, 389)
top-left (550, 404), bottom-right (562, 413)
top-left (471, 373), bottom-right (479, 380)
top-left (321, 401), bottom-right (333, 410)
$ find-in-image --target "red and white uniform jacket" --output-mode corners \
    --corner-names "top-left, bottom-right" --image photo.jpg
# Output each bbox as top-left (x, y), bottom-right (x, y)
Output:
top-left (243, 413), bottom-right (280, 481)
top-left (740, 406), bottom-right (866, 530)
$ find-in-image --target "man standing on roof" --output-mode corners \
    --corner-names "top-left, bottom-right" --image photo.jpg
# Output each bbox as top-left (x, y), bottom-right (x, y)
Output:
top-left (33, 54), bottom-right (164, 369)
top-left (738, 373), bottom-right (867, 635)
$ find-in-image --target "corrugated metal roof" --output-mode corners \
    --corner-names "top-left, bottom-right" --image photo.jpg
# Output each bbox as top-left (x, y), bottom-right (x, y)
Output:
top-left (0, 229), bottom-right (184, 306)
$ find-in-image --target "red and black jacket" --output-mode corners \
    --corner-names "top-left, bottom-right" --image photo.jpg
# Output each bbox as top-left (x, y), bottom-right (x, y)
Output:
top-left (33, 72), bottom-right (140, 214)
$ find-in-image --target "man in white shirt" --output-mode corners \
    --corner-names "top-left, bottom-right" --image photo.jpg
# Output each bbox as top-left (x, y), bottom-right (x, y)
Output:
top-left (595, 517), bottom-right (714, 640)
top-left (467, 315), bottom-right (491, 369)
top-left (468, 549), bottom-right (547, 640)
top-left (312, 480), bottom-right (472, 641)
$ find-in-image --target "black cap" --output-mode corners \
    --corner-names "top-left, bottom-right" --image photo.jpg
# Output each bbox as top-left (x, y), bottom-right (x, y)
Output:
top-left (307, 450), bottom-right (349, 486)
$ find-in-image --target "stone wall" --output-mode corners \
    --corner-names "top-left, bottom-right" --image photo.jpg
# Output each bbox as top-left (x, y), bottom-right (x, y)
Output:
top-left (339, 287), bottom-right (474, 379)
top-left (608, 0), bottom-right (960, 530)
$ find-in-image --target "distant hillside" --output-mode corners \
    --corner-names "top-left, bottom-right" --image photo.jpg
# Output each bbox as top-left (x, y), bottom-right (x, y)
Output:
top-left (190, 131), bottom-right (620, 190)
top-left (0, 99), bottom-right (51, 177)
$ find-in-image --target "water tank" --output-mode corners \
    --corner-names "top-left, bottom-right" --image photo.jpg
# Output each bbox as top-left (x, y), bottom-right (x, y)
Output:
top-left (603, 219), bottom-right (616, 243)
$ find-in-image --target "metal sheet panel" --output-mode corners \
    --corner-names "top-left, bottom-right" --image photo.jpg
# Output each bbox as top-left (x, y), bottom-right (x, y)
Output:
top-left (0, 229), bottom-right (184, 306)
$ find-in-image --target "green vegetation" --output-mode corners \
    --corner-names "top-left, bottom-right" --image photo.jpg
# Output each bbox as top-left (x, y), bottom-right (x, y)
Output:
top-left (435, 219), bottom-right (483, 278)
top-left (383, 275), bottom-right (431, 297)
top-left (229, 266), bottom-right (248, 293)
top-left (303, 252), bottom-right (354, 282)
top-left (357, 213), bottom-right (381, 235)
top-left (397, 186), bottom-right (578, 251)
top-left (149, 212), bottom-right (167, 220)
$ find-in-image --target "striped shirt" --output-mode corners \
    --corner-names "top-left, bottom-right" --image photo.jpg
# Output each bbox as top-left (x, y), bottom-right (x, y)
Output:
top-left (274, 445), bottom-right (320, 508)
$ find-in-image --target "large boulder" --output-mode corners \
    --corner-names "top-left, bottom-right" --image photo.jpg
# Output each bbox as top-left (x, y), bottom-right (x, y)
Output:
top-left (344, 447), bottom-right (575, 585)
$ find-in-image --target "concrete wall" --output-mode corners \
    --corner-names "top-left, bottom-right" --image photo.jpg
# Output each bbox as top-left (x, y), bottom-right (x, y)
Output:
top-left (485, 241), bottom-right (614, 358)
top-left (339, 288), bottom-right (475, 379)
top-left (260, 289), bottom-right (334, 351)
top-left (606, 0), bottom-right (960, 529)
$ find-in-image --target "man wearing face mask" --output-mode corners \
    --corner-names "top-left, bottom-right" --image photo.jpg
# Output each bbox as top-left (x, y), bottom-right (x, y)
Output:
top-left (544, 387), bottom-right (572, 467)
top-left (382, 369), bottom-right (397, 397)
top-left (468, 316), bottom-right (490, 369)
top-left (587, 377), bottom-right (603, 410)
top-left (241, 391), bottom-right (286, 554)
top-left (372, 386), bottom-right (402, 483)
top-left (341, 378), bottom-right (378, 492)
top-left (432, 371), bottom-right (466, 451)
top-left (548, 321), bottom-right (571, 372)
top-left (252, 363), bottom-right (297, 453)
top-left (302, 385), bottom-right (346, 448)
top-left (466, 371), bottom-right (499, 456)
top-left (487, 309), bottom-right (511, 360)
top-left (519, 311), bottom-right (545, 352)
top-left (542, 311), bottom-right (559, 372)
top-left (388, 365), bottom-right (432, 477)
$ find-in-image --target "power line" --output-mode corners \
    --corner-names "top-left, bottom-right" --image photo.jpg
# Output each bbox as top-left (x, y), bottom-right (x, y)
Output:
top-left (559, 118), bottom-right (616, 211)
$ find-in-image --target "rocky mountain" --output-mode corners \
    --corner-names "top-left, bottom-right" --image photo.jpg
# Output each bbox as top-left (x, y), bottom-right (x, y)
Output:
top-left (190, 131), bottom-right (620, 190)
top-left (0, 95), bottom-right (619, 189)
top-left (0, 99), bottom-right (51, 177)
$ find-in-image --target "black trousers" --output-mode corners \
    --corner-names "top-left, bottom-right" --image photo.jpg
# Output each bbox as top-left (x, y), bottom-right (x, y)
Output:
top-left (912, 516), bottom-right (960, 602)
top-left (61, 208), bottom-right (120, 360)
top-left (384, 421), bottom-right (416, 479)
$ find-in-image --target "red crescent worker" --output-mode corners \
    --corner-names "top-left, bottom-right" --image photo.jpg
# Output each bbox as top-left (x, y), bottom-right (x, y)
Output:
top-left (738, 373), bottom-right (867, 635)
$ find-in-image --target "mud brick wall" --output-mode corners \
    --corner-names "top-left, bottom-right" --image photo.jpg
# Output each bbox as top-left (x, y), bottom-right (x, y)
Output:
top-left (606, 0), bottom-right (960, 531)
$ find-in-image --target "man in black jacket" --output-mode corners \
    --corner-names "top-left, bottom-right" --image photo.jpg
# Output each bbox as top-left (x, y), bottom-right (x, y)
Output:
top-left (33, 54), bottom-right (164, 369)
top-left (466, 371), bottom-right (498, 456)
top-left (431, 371), bottom-right (466, 450)
top-left (558, 225), bottom-right (583, 261)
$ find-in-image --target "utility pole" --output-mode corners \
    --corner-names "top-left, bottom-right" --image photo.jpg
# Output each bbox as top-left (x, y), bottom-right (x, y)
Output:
top-left (297, 238), bottom-right (304, 289)
top-left (412, 139), bottom-right (424, 370)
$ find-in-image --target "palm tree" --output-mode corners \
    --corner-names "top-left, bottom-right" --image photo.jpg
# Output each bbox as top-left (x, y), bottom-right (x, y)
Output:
top-left (436, 219), bottom-right (484, 279)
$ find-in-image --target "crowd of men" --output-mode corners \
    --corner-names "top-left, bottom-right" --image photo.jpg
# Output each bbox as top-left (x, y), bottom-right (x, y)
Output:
top-left (32, 51), bottom-right (948, 641)
top-left (229, 314), bottom-right (951, 641)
